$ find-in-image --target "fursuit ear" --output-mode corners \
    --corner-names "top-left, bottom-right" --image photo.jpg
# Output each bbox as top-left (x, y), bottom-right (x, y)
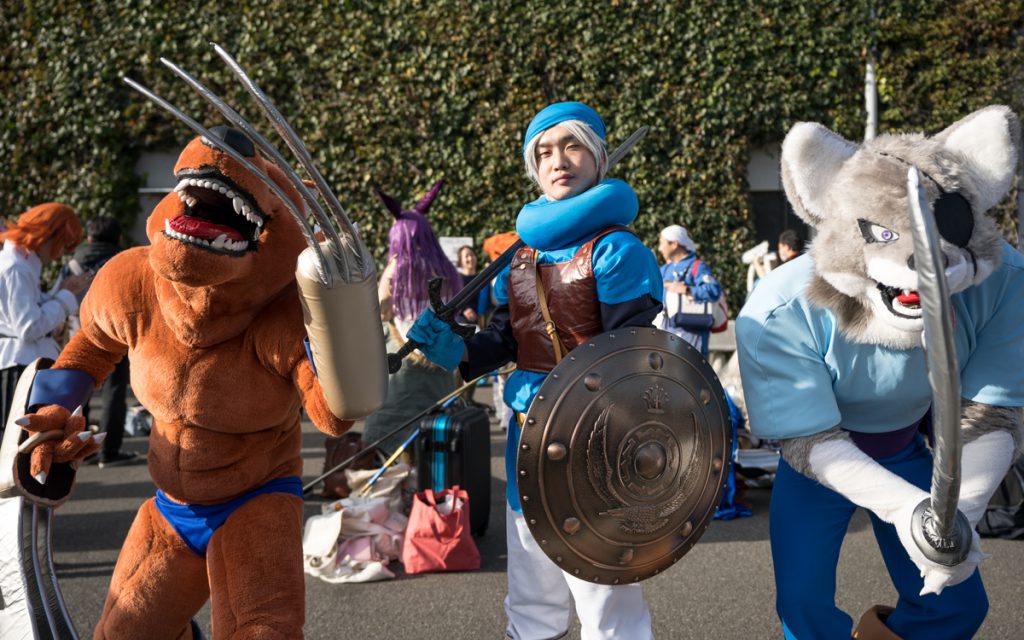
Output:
top-left (933, 105), bottom-right (1021, 212)
top-left (780, 122), bottom-right (859, 226)
top-left (373, 185), bottom-right (404, 218)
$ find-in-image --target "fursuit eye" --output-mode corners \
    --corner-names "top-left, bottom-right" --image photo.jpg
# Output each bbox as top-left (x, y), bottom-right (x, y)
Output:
top-left (858, 219), bottom-right (899, 244)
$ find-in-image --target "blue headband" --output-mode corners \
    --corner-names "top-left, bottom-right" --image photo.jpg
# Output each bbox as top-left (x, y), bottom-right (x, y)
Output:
top-left (522, 102), bottom-right (606, 156)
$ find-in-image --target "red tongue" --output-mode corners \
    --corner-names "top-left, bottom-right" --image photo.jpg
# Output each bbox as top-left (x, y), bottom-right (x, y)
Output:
top-left (168, 216), bottom-right (244, 242)
top-left (896, 291), bottom-right (921, 305)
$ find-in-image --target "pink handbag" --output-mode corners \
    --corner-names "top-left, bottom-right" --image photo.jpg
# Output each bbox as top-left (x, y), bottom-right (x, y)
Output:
top-left (401, 486), bottom-right (481, 573)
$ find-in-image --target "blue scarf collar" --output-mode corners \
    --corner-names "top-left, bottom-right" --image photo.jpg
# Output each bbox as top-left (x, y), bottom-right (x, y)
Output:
top-left (515, 179), bottom-right (638, 251)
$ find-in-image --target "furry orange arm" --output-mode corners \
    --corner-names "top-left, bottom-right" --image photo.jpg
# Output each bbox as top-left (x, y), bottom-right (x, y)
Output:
top-left (293, 358), bottom-right (353, 437)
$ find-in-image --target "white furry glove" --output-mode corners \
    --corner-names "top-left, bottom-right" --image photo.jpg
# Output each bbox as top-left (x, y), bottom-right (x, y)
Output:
top-left (892, 516), bottom-right (988, 596)
top-left (957, 430), bottom-right (1016, 527)
top-left (807, 438), bottom-right (979, 596)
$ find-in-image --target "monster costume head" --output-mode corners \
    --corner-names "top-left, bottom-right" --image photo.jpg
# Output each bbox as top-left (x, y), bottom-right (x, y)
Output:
top-left (780, 106), bottom-right (1020, 349)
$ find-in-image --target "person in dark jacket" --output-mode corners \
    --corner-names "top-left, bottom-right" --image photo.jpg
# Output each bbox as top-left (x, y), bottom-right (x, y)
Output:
top-left (59, 216), bottom-right (136, 468)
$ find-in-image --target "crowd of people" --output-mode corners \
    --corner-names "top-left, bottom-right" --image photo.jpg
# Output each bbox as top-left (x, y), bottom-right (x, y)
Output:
top-left (6, 97), bottom-right (1019, 640)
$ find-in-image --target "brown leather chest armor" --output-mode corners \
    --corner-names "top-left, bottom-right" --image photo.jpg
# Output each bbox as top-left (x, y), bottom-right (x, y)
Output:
top-left (508, 226), bottom-right (633, 373)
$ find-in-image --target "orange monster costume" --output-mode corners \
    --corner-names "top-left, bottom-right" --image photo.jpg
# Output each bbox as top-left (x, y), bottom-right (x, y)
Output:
top-left (14, 49), bottom-right (388, 638)
top-left (23, 132), bottom-right (345, 638)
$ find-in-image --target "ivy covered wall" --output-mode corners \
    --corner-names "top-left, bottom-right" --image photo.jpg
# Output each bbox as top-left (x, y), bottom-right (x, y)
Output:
top-left (2, 0), bottom-right (1022, 296)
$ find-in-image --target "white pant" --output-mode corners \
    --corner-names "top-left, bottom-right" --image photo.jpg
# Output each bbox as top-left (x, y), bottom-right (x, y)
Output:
top-left (504, 506), bottom-right (654, 640)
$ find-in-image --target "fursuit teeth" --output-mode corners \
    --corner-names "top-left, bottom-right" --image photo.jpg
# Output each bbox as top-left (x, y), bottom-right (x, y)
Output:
top-left (877, 283), bottom-right (922, 317)
top-left (167, 173), bottom-right (265, 254)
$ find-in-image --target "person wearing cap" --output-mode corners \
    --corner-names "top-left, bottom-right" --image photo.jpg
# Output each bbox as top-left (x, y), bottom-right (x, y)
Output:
top-left (408, 102), bottom-right (661, 639)
top-left (656, 224), bottom-right (722, 356)
top-left (0, 203), bottom-right (90, 431)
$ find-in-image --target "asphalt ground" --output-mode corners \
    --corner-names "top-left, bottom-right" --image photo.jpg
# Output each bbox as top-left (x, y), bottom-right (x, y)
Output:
top-left (50, 386), bottom-right (1024, 639)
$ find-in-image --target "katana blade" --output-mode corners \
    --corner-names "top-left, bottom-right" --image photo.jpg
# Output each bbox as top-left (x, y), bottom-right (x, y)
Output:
top-left (906, 167), bottom-right (971, 565)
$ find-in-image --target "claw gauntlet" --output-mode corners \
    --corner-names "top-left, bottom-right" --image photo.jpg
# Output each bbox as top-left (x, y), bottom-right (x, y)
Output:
top-left (297, 241), bottom-right (388, 419)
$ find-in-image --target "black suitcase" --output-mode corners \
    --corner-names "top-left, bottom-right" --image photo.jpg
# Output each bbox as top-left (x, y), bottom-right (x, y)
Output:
top-left (416, 402), bottom-right (491, 536)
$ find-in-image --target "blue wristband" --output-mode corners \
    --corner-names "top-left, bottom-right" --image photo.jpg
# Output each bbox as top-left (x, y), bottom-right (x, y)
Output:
top-left (28, 368), bottom-right (95, 412)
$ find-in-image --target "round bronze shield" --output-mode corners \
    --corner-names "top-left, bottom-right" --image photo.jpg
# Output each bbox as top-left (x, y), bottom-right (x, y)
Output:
top-left (517, 328), bottom-right (731, 584)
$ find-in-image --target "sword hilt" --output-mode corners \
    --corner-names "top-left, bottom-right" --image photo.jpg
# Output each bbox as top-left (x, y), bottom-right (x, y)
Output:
top-left (909, 497), bottom-right (972, 566)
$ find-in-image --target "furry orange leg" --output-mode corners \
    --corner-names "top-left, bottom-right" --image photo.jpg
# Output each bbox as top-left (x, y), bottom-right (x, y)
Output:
top-left (206, 492), bottom-right (305, 639)
top-left (95, 499), bottom-right (210, 640)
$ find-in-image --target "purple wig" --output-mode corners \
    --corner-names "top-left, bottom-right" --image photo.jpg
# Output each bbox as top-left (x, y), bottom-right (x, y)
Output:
top-left (378, 180), bottom-right (462, 320)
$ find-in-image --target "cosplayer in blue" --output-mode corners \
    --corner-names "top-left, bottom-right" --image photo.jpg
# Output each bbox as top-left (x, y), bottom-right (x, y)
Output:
top-left (410, 102), bottom-right (663, 640)
top-left (737, 107), bottom-right (1024, 640)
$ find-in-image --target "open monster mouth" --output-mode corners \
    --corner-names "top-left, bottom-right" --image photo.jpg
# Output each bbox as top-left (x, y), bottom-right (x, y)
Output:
top-left (877, 283), bottom-right (922, 318)
top-left (165, 171), bottom-right (265, 254)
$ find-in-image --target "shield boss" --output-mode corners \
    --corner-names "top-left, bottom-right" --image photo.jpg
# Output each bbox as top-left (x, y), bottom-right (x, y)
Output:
top-left (517, 328), bottom-right (731, 584)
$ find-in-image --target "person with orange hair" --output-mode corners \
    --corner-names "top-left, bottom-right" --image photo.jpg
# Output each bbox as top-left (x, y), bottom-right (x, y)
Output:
top-left (0, 202), bottom-right (89, 430)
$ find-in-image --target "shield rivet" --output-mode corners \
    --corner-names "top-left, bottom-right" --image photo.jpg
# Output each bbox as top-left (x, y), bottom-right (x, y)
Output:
top-left (574, 569), bottom-right (580, 575)
top-left (527, 417), bottom-right (536, 425)
top-left (681, 521), bottom-right (693, 536)
top-left (518, 263), bottom-right (526, 270)
top-left (584, 373), bottom-right (602, 391)
top-left (541, 539), bottom-right (547, 545)
top-left (609, 333), bottom-right (615, 339)
top-left (556, 556), bottom-right (563, 562)
top-left (530, 519), bottom-right (536, 525)
top-left (552, 374), bottom-right (559, 379)
top-left (570, 356), bottom-right (576, 361)
top-left (521, 443), bottom-right (530, 450)
top-left (630, 329), bottom-right (637, 335)
top-left (618, 548), bottom-right (635, 564)
top-left (522, 495), bottom-right (529, 502)
top-left (699, 388), bottom-right (711, 404)
top-left (546, 442), bottom-right (567, 461)
top-left (519, 469), bottom-right (527, 476)
top-left (562, 517), bottom-right (581, 535)
top-left (712, 456), bottom-right (724, 472)
top-left (648, 352), bottom-right (664, 370)
top-left (537, 395), bottom-right (545, 401)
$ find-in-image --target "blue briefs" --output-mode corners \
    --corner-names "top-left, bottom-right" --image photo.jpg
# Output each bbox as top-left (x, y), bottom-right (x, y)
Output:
top-left (154, 476), bottom-right (303, 557)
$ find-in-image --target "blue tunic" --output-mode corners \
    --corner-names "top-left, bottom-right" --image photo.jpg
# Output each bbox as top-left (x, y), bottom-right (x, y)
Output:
top-left (736, 241), bottom-right (1024, 440)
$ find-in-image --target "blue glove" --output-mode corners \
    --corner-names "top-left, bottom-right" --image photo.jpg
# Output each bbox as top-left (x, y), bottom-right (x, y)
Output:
top-left (407, 308), bottom-right (465, 371)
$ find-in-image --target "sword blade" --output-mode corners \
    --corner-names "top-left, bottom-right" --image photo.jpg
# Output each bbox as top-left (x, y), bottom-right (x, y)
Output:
top-left (906, 167), bottom-right (963, 538)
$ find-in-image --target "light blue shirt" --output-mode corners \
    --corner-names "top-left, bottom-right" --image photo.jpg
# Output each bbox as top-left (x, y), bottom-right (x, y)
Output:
top-left (494, 230), bottom-right (663, 510)
top-left (736, 242), bottom-right (1024, 440)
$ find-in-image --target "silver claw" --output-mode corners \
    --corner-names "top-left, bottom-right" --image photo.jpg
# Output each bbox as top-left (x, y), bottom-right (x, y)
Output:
top-left (158, 56), bottom-right (351, 280)
top-left (211, 42), bottom-right (371, 280)
top-left (121, 76), bottom-right (332, 286)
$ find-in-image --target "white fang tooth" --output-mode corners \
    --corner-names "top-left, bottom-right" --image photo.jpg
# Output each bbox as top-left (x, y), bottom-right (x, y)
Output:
top-left (233, 197), bottom-right (244, 214)
top-left (188, 179), bottom-right (199, 186)
top-left (174, 180), bottom-right (188, 192)
top-left (212, 234), bottom-right (227, 249)
top-left (225, 190), bottom-right (235, 199)
top-left (164, 219), bottom-right (172, 233)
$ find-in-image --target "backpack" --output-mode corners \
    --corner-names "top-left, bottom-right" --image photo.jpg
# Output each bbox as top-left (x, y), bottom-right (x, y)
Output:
top-left (976, 456), bottom-right (1024, 539)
